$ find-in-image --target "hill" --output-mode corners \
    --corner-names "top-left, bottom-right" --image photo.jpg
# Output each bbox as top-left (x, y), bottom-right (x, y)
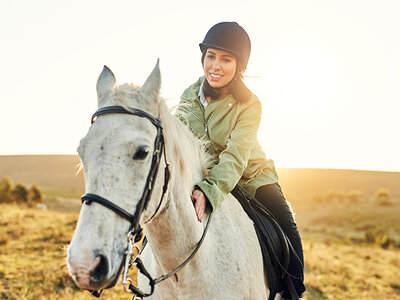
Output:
top-left (277, 168), bottom-right (400, 203)
top-left (0, 155), bottom-right (83, 198)
top-left (1, 155), bottom-right (399, 202)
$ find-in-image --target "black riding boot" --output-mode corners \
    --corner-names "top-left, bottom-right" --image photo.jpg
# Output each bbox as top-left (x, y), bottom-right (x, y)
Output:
top-left (254, 183), bottom-right (306, 298)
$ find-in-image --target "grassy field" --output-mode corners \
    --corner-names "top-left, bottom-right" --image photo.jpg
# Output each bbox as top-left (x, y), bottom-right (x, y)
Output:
top-left (1, 155), bottom-right (400, 299)
top-left (0, 204), bottom-right (129, 300)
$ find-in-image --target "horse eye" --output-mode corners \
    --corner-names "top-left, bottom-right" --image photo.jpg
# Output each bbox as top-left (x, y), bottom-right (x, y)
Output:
top-left (133, 147), bottom-right (149, 160)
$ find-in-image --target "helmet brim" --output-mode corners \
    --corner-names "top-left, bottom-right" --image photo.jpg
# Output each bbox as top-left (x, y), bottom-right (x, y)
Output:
top-left (199, 42), bottom-right (244, 62)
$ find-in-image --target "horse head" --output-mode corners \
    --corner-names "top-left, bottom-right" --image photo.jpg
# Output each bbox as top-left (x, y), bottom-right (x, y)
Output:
top-left (67, 61), bottom-right (167, 291)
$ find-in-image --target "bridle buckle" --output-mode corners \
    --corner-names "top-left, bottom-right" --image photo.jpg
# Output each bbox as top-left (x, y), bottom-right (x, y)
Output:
top-left (123, 233), bottom-right (141, 290)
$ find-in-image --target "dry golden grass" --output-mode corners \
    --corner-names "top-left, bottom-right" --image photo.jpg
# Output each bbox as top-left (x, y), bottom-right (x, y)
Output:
top-left (0, 204), bottom-right (131, 300)
top-left (1, 200), bottom-right (400, 299)
top-left (303, 240), bottom-right (400, 299)
top-left (1, 155), bottom-right (400, 299)
top-left (290, 196), bottom-right (400, 299)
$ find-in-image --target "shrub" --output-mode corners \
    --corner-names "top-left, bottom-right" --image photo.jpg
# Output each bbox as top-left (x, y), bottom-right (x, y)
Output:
top-left (312, 194), bottom-right (324, 202)
top-left (375, 188), bottom-right (391, 205)
top-left (0, 176), bottom-right (14, 203)
top-left (336, 190), bottom-right (346, 202)
top-left (28, 184), bottom-right (43, 207)
top-left (0, 178), bottom-right (44, 207)
top-left (325, 189), bottom-right (346, 203)
top-left (325, 189), bottom-right (336, 203)
top-left (364, 228), bottom-right (394, 249)
top-left (347, 190), bottom-right (362, 203)
top-left (11, 183), bottom-right (28, 204)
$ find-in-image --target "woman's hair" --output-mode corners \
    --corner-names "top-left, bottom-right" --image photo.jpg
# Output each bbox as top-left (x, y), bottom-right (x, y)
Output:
top-left (201, 51), bottom-right (252, 103)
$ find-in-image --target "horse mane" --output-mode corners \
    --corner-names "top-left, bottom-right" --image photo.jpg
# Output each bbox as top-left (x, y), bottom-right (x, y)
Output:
top-left (159, 100), bottom-right (211, 188)
top-left (112, 83), bottom-right (211, 191)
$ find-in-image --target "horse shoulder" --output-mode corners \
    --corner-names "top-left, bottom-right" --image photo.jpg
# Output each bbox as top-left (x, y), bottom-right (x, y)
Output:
top-left (202, 194), bottom-right (268, 297)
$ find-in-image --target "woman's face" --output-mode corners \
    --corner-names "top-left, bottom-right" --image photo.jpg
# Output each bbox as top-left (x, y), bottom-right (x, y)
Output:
top-left (203, 48), bottom-right (237, 89)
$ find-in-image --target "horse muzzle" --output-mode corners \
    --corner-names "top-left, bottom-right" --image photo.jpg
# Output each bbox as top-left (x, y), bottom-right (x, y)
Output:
top-left (67, 248), bottom-right (118, 290)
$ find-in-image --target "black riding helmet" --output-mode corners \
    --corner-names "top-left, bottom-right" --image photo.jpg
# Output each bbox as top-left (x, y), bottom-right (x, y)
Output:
top-left (199, 22), bottom-right (251, 72)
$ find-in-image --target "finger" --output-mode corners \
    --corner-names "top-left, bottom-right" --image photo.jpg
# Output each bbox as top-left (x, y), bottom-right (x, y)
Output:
top-left (192, 192), bottom-right (199, 202)
top-left (196, 210), bottom-right (201, 222)
top-left (197, 201), bottom-right (204, 222)
top-left (195, 200), bottom-right (201, 218)
top-left (195, 201), bottom-right (202, 222)
top-left (199, 205), bottom-right (203, 222)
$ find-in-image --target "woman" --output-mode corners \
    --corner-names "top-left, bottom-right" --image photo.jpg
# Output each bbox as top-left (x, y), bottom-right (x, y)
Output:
top-left (177, 21), bottom-right (305, 299)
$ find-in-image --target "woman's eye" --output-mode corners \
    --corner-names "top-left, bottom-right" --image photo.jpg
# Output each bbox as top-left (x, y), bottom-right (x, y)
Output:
top-left (207, 54), bottom-right (215, 59)
top-left (133, 147), bottom-right (149, 160)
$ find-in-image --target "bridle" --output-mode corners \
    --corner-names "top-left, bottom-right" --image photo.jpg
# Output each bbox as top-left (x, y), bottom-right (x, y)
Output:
top-left (80, 105), bottom-right (212, 299)
top-left (82, 106), bottom-right (169, 235)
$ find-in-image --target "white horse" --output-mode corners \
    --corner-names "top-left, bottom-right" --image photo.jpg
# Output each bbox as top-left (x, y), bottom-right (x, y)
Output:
top-left (67, 62), bottom-right (277, 299)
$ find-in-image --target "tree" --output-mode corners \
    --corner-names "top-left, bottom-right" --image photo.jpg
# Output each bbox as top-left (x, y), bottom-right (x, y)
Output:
top-left (0, 176), bottom-right (13, 203)
top-left (11, 183), bottom-right (28, 204)
top-left (347, 190), bottom-right (362, 203)
top-left (28, 184), bottom-right (43, 206)
top-left (375, 188), bottom-right (391, 205)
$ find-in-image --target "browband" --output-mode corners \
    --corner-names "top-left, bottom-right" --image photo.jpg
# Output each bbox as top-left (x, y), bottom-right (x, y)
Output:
top-left (91, 106), bottom-right (163, 128)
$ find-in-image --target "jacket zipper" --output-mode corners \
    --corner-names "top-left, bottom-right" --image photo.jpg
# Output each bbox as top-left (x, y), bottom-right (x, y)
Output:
top-left (188, 96), bottom-right (228, 138)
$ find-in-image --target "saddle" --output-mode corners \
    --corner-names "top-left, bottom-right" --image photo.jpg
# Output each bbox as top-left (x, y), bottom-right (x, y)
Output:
top-left (231, 185), bottom-right (300, 300)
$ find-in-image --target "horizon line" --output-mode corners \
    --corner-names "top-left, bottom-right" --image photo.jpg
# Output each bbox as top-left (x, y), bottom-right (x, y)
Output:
top-left (0, 153), bottom-right (399, 173)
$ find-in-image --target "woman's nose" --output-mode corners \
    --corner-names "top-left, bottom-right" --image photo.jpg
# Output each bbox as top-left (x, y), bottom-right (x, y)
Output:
top-left (212, 59), bottom-right (221, 70)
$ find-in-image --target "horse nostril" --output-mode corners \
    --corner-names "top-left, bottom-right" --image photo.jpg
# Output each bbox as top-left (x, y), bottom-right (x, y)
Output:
top-left (91, 255), bottom-right (109, 282)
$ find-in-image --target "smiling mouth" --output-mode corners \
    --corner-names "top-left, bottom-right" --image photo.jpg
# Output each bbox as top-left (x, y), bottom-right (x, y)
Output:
top-left (210, 73), bottom-right (222, 79)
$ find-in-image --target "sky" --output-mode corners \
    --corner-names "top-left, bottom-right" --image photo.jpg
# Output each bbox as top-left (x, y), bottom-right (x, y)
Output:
top-left (1, 0), bottom-right (399, 172)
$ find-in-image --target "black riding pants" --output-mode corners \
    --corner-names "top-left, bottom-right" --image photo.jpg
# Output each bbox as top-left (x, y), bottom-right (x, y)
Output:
top-left (255, 183), bottom-right (306, 298)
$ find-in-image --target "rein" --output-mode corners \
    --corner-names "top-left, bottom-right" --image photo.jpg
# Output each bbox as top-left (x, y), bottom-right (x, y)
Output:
top-left (80, 105), bottom-right (212, 299)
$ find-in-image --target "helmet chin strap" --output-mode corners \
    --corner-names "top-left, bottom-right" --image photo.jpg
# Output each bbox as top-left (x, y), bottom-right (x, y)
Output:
top-left (202, 72), bottom-right (238, 100)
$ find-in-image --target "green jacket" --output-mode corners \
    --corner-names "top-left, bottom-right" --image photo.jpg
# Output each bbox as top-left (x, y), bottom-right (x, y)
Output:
top-left (178, 77), bottom-right (279, 210)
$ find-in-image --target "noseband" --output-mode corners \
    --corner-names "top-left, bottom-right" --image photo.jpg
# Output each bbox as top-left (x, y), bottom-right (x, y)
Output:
top-left (80, 105), bottom-right (212, 299)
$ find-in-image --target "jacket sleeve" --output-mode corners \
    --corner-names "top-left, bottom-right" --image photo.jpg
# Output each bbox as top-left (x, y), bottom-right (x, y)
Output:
top-left (196, 99), bottom-right (262, 210)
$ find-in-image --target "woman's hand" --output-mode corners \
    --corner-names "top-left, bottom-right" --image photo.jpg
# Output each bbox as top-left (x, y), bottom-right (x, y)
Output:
top-left (191, 189), bottom-right (207, 222)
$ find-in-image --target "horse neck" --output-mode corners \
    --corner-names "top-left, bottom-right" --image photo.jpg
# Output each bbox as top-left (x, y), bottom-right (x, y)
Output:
top-left (143, 108), bottom-right (207, 271)
top-left (143, 189), bottom-right (205, 271)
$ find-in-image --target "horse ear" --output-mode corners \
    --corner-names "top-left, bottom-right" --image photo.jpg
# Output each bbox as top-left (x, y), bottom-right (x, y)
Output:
top-left (140, 59), bottom-right (161, 101)
top-left (96, 65), bottom-right (116, 102)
